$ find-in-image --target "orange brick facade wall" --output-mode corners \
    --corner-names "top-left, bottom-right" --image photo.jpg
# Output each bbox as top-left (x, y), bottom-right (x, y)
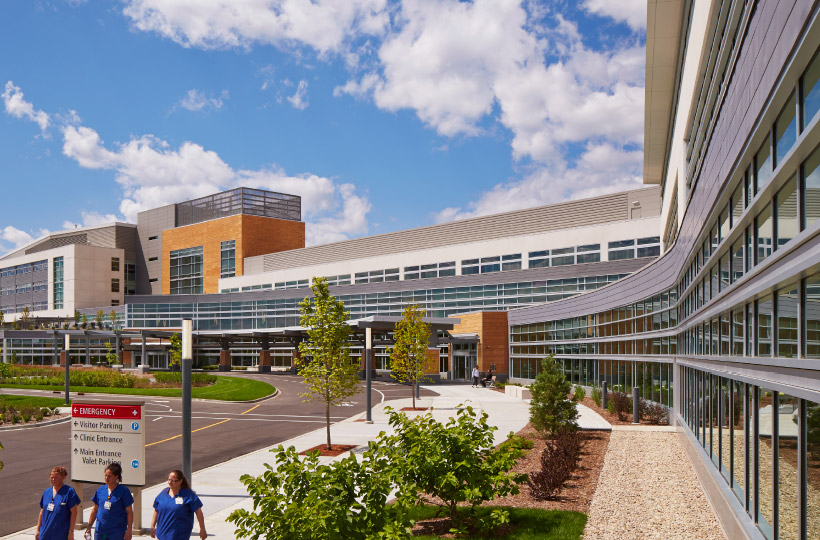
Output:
top-left (448, 311), bottom-right (508, 376)
top-left (162, 215), bottom-right (305, 294)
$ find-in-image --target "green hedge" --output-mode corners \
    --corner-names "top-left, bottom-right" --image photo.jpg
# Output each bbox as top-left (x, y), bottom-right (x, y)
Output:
top-left (1, 366), bottom-right (137, 388)
top-left (154, 372), bottom-right (217, 384)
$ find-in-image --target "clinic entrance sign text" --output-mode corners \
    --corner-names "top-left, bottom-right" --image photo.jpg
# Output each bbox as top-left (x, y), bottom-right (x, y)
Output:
top-left (70, 401), bottom-right (146, 486)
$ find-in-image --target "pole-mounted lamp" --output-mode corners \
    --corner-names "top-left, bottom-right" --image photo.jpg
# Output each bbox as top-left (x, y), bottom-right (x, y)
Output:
top-left (64, 334), bottom-right (71, 405)
top-left (181, 319), bottom-right (193, 486)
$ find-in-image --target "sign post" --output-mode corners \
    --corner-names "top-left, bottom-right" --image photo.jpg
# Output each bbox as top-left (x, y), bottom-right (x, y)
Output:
top-left (71, 401), bottom-right (146, 531)
top-left (71, 401), bottom-right (145, 484)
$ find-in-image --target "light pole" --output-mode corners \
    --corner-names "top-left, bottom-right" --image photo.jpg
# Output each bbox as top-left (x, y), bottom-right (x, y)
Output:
top-left (181, 319), bottom-right (193, 486)
top-left (64, 333), bottom-right (70, 406)
top-left (365, 327), bottom-right (373, 423)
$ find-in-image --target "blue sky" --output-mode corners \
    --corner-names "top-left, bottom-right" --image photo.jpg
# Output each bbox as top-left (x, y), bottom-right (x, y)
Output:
top-left (1, 0), bottom-right (646, 251)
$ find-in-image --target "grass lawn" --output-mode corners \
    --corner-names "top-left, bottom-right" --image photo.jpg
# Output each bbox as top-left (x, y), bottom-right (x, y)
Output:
top-left (0, 376), bottom-right (275, 402)
top-left (0, 394), bottom-right (68, 409)
top-left (408, 505), bottom-right (587, 540)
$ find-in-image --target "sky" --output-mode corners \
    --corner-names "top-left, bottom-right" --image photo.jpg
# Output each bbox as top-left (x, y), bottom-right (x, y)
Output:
top-left (0, 0), bottom-right (647, 253)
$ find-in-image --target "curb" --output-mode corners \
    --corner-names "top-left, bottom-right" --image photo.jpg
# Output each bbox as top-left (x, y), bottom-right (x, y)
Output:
top-left (0, 414), bottom-right (71, 431)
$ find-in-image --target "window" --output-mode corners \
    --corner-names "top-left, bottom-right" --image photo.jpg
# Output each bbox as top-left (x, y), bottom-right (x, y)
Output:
top-left (220, 240), bottom-right (236, 278)
top-left (528, 250), bottom-right (549, 268)
top-left (111, 278), bottom-right (120, 293)
top-left (637, 246), bottom-right (660, 258)
top-left (801, 50), bottom-right (820, 130)
top-left (731, 182), bottom-right (744, 227)
top-left (111, 300), bottom-right (120, 306)
top-left (755, 205), bottom-right (773, 264)
top-left (577, 252), bottom-right (600, 263)
top-left (148, 235), bottom-right (158, 240)
top-left (777, 286), bottom-right (798, 358)
top-left (148, 278), bottom-right (158, 283)
top-left (775, 176), bottom-right (797, 248)
top-left (53, 257), bottom-right (64, 310)
top-left (480, 256), bottom-right (501, 273)
top-left (805, 273), bottom-right (820, 358)
top-left (111, 257), bottom-right (120, 272)
top-left (501, 254), bottom-right (522, 271)
top-left (169, 246), bottom-right (204, 295)
top-left (461, 259), bottom-right (479, 275)
top-left (148, 256), bottom-right (158, 262)
top-left (755, 138), bottom-right (773, 193)
top-left (774, 93), bottom-right (796, 166)
top-left (757, 295), bottom-right (773, 357)
top-left (803, 145), bottom-right (820, 229)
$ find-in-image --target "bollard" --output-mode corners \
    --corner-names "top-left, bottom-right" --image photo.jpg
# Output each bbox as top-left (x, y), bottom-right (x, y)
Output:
top-left (633, 387), bottom-right (640, 424)
top-left (601, 381), bottom-right (608, 409)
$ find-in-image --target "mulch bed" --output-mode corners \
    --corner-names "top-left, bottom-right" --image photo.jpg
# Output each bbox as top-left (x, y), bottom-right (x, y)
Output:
top-left (409, 422), bottom-right (611, 536)
top-left (581, 397), bottom-right (637, 425)
top-left (299, 443), bottom-right (357, 456)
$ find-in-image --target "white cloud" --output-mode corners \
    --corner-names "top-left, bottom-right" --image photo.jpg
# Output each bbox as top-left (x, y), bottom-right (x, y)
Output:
top-left (0, 226), bottom-right (35, 250)
top-left (583, 0), bottom-right (646, 31)
top-left (121, 0), bottom-right (390, 55)
top-left (286, 80), bottom-right (309, 110)
top-left (62, 211), bottom-right (122, 230)
top-left (434, 142), bottom-right (643, 222)
top-left (61, 124), bottom-right (371, 244)
top-left (177, 89), bottom-right (228, 112)
top-left (2, 81), bottom-right (50, 133)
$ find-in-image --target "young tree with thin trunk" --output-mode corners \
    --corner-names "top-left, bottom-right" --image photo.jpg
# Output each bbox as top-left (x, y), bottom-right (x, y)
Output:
top-left (389, 304), bottom-right (431, 409)
top-left (298, 277), bottom-right (358, 450)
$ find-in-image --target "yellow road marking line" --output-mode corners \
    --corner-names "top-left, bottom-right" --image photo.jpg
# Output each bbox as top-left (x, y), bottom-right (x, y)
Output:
top-left (145, 419), bottom-right (231, 447)
top-left (240, 404), bottom-right (261, 415)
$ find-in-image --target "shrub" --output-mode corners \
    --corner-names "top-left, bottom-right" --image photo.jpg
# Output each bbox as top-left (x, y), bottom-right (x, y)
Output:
top-left (640, 400), bottom-right (669, 425)
top-left (529, 355), bottom-right (578, 436)
top-left (498, 434), bottom-right (535, 459)
top-left (35, 410), bottom-right (44, 421)
top-left (383, 406), bottom-right (527, 535)
top-left (573, 385), bottom-right (585, 402)
top-left (153, 372), bottom-right (217, 385)
top-left (528, 430), bottom-right (584, 500)
top-left (229, 443), bottom-right (416, 540)
top-left (591, 386), bottom-right (602, 406)
top-left (200, 364), bottom-right (219, 370)
top-left (41, 407), bottom-right (51, 417)
top-left (11, 414), bottom-right (21, 424)
top-left (608, 391), bottom-right (632, 421)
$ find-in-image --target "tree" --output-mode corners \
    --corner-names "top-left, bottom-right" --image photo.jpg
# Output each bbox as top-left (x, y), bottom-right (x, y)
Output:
top-left (95, 310), bottom-right (104, 328)
top-left (0, 309), bottom-right (4, 328)
top-left (297, 277), bottom-right (359, 450)
top-left (105, 341), bottom-right (119, 366)
top-left (384, 406), bottom-right (526, 535)
top-left (529, 355), bottom-right (578, 436)
top-left (389, 304), bottom-right (431, 409)
top-left (168, 332), bottom-right (181, 369)
top-left (20, 307), bottom-right (30, 327)
top-left (228, 443), bottom-right (415, 540)
top-left (81, 313), bottom-right (88, 327)
top-left (73, 310), bottom-right (80, 327)
top-left (109, 309), bottom-right (117, 329)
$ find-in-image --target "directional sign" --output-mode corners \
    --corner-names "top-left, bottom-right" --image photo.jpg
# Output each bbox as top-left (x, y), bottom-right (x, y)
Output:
top-left (71, 401), bottom-right (145, 486)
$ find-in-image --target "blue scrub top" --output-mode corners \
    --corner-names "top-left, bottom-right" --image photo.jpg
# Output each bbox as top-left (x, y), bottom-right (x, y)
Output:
top-left (152, 488), bottom-right (203, 540)
top-left (39, 485), bottom-right (81, 540)
top-left (91, 484), bottom-right (133, 540)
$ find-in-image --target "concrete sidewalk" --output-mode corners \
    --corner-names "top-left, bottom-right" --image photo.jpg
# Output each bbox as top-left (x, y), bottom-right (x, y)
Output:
top-left (2, 385), bottom-right (529, 540)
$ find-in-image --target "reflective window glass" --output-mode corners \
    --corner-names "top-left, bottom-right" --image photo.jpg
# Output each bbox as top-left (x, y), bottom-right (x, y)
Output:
top-left (777, 393), bottom-right (799, 540)
top-left (804, 146), bottom-right (820, 229)
top-left (807, 399), bottom-right (820, 539)
top-left (732, 381), bottom-right (745, 502)
top-left (775, 176), bottom-right (797, 248)
top-left (805, 274), bottom-right (820, 358)
top-left (758, 295), bottom-right (773, 357)
top-left (774, 93), bottom-right (796, 166)
top-left (777, 286), bottom-right (798, 358)
top-left (732, 182), bottom-right (744, 227)
top-left (758, 388), bottom-right (774, 538)
top-left (756, 205), bottom-right (773, 264)
top-left (731, 238), bottom-right (744, 283)
top-left (756, 139), bottom-right (773, 193)
top-left (732, 310), bottom-right (744, 355)
top-left (802, 50), bottom-right (820, 130)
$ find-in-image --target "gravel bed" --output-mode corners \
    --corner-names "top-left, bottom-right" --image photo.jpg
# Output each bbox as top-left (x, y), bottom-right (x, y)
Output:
top-left (584, 431), bottom-right (726, 540)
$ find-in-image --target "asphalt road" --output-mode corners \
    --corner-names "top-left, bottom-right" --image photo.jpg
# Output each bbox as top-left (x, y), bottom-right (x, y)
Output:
top-left (0, 374), bottom-right (435, 536)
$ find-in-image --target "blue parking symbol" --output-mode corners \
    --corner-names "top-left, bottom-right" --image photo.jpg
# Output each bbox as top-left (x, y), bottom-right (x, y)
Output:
top-left (131, 460), bottom-right (140, 469)
top-left (131, 422), bottom-right (139, 431)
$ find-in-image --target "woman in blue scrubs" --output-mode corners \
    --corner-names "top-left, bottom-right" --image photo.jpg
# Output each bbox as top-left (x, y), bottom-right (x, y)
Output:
top-left (35, 466), bottom-right (81, 540)
top-left (85, 463), bottom-right (134, 540)
top-left (150, 470), bottom-right (206, 540)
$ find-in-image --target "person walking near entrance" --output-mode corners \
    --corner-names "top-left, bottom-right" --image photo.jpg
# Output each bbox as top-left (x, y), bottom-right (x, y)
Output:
top-left (471, 365), bottom-right (479, 387)
top-left (86, 463), bottom-right (134, 540)
top-left (35, 466), bottom-right (81, 540)
top-left (150, 469), bottom-right (206, 540)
